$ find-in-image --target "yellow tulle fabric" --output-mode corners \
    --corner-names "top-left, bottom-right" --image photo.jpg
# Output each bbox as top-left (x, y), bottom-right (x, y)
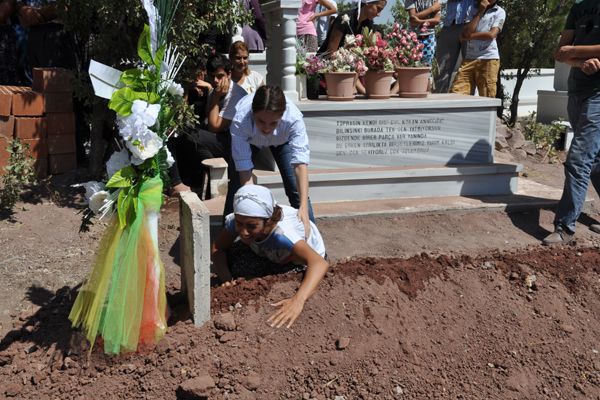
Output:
top-left (69, 176), bottom-right (166, 354)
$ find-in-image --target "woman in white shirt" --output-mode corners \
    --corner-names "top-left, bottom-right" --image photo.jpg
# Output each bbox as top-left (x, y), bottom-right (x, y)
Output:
top-left (213, 185), bottom-right (328, 328)
top-left (229, 41), bottom-right (265, 94)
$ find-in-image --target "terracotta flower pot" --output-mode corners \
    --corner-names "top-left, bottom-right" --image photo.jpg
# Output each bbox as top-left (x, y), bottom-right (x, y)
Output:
top-left (395, 66), bottom-right (431, 98)
top-left (324, 72), bottom-right (356, 101)
top-left (364, 70), bottom-right (394, 99)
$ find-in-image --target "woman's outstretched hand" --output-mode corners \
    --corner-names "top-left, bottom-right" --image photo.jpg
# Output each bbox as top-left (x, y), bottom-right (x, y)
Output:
top-left (267, 295), bottom-right (306, 328)
top-left (297, 206), bottom-right (312, 239)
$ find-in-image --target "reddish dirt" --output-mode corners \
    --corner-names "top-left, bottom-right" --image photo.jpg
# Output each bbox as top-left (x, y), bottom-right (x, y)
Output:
top-left (2, 151), bottom-right (600, 399)
top-left (1, 241), bottom-right (600, 399)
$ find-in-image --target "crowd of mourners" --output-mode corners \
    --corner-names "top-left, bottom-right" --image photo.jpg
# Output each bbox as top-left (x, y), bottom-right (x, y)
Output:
top-left (2, 0), bottom-right (600, 326)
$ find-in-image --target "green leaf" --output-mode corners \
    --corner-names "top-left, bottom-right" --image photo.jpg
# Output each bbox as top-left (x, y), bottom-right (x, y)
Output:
top-left (154, 45), bottom-right (165, 68)
top-left (109, 87), bottom-right (137, 116)
top-left (117, 188), bottom-right (133, 229)
top-left (106, 166), bottom-right (137, 188)
top-left (109, 88), bottom-right (161, 116)
top-left (138, 25), bottom-right (154, 65)
top-left (120, 68), bottom-right (145, 87)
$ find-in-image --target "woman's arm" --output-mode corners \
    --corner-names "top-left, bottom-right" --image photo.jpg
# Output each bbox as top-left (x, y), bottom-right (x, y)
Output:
top-left (293, 163), bottom-right (311, 236)
top-left (267, 241), bottom-right (329, 328)
top-left (211, 228), bottom-right (236, 283)
top-left (326, 25), bottom-right (344, 54)
top-left (414, 1), bottom-right (441, 19)
top-left (310, 0), bottom-right (337, 22)
top-left (207, 78), bottom-right (232, 133)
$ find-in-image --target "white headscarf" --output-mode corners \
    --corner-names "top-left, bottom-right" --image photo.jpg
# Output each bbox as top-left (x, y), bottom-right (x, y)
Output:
top-left (358, 0), bottom-right (381, 19)
top-left (233, 185), bottom-right (277, 218)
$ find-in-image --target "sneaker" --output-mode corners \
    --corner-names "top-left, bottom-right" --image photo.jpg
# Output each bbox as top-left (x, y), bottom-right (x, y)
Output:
top-left (542, 230), bottom-right (573, 246)
top-left (590, 224), bottom-right (600, 234)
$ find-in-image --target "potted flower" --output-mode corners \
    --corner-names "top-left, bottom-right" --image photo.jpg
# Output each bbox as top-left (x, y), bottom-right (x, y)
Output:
top-left (302, 54), bottom-right (326, 100)
top-left (321, 40), bottom-right (367, 101)
top-left (355, 27), bottom-right (396, 99)
top-left (295, 42), bottom-right (324, 100)
top-left (386, 23), bottom-right (430, 98)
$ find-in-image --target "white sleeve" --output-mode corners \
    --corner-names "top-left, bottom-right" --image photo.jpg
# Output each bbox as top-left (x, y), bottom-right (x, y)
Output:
top-left (221, 83), bottom-right (248, 121)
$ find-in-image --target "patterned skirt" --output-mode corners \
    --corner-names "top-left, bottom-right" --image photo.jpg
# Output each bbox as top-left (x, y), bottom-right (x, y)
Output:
top-left (418, 34), bottom-right (437, 67)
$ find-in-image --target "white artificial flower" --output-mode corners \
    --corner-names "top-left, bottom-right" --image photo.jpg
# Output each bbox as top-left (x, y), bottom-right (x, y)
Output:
top-left (106, 148), bottom-right (131, 178)
top-left (131, 99), bottom-right (161, 127)
top-left (126, 130), bottom-right (164, 165)
top-left (89, 190), bottom-right (110, 214)
top-left (142, 0), bottom-right (159, 55)
top-left (79, 181), bottom-right (105, 203)
top-left (341, 14), bottom-right (350, 23)
top-left (165, 147), bottom-right (175, 167)
top-left (345, 34), bottom-right (356, 46)
top-left (167, 81), bottom-right (184, 97)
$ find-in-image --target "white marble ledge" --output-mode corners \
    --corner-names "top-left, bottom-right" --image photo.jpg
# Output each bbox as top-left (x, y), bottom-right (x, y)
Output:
top-left (254, 163), bottom-right (523, 184)
top-left (296, 94), bottom-right (501, 112)
top-left (261, 0), bottom-right (300, 12)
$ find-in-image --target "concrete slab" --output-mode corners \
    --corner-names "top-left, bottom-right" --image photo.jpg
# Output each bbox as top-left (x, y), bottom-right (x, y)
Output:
top-left (202, 179), bottom-right (593, 221)
top-left (179, 191), bottom-right (211, 326)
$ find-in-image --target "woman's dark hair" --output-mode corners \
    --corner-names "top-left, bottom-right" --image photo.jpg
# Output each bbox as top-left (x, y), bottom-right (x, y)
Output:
top-left (206, 53), bottom-right (232, 74)
top-left (252, 85), bottom-right (286, 114)
top-left (268, 205), bottom-right (283, 223)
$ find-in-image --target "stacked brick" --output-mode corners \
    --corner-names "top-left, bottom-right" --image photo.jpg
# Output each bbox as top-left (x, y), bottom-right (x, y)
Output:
top-left (0, 68), bottom-right (75, 177)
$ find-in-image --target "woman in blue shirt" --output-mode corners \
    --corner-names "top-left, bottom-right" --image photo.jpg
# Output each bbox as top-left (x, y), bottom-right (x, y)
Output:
top-left (225, 85), bottom-right (314, 235)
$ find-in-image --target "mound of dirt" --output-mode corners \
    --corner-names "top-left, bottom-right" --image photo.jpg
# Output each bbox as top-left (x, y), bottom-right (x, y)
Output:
top-left (1, 247), bottom-right (599, 399)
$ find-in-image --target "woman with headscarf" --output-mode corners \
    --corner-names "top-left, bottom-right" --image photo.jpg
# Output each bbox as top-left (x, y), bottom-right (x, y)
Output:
top-left (212, 184), bottom-right (328, 328)
top-left (317, 0), bottom-right (387, 55)
top-left (317, 0), bottom-right (387, 94)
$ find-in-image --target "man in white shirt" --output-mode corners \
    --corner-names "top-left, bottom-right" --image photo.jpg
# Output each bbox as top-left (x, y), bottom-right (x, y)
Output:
top-left (450, 0), bottom-right (505, 98)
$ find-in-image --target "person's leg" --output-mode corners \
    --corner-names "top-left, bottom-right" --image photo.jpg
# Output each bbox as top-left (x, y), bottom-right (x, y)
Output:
top-left (269, 142), bottom-right (315, 222)
top-left (223, 145), bottom-right (260, 218)
top-left (450, 60), bottom-right (476, 95)
top-left (545, 92), bottom-right (600, 243)
top-left (182, 129), bottom-right (228, 192)
top-left (475, 59), bottom-right (500, 98)
top-left (420, 34), bottom-right (436, 67)
top-left (433, 24), bottom-right (464, 93)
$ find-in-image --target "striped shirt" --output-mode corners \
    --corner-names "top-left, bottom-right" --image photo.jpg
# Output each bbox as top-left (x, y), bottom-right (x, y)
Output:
top-left (443, 0), bottom-right (477, 26)
top-left (230, 93), bottom-right (310, 171)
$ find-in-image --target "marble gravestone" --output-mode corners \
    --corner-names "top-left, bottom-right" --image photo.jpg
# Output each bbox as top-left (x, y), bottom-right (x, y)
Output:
top-left (301, 95), bottom-right (496, 169)
top-left (254, 94), bottom-right (522, 203)
top-left (254, 0), bottom-right (520, 204)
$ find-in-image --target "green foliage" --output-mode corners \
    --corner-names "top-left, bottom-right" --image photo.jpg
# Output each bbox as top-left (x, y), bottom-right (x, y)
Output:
top-left (498, 0), bottom-right (574, 124)
top-left (336, 0), bottom-right (355, 15)
top-left (523, 113), bottom-right (566, 162)
top-left (499, 0), bottom-right (573, 70)
top-left (56, 0), bottom-right (252, 86)
top-left (0, 139), bottom-right (37, 211)
top-left (391, 0), bottom-right (410, 29)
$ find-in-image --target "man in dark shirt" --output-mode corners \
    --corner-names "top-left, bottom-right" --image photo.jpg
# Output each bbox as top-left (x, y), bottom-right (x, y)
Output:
top-left (544, 0), bottom-right (600, 245)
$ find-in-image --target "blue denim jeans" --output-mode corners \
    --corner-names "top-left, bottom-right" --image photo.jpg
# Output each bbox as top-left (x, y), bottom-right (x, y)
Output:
top-left (554, 92), bottom-right (600, 233)
top-left (224, 141), bottom-right (315, 222)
